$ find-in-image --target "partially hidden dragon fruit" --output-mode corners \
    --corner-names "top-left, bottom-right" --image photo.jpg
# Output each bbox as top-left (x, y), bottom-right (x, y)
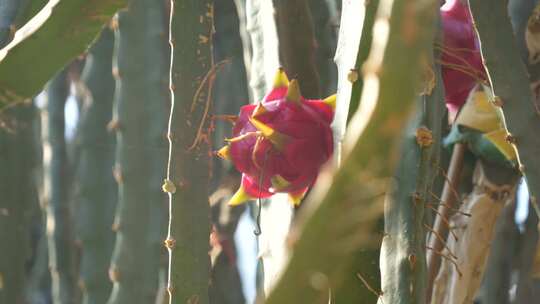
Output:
top-left (441, 0), bottom-right (487, 116)
top-left (217, 69), bottom-right (335, 206)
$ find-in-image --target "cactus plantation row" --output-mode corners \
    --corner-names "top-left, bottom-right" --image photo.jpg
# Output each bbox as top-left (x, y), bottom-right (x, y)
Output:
top-left (1, 0), bottom-right (540, 303)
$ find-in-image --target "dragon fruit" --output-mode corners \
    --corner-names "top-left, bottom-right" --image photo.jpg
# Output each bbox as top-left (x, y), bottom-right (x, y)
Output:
top-left (441, 0), bottom-right (487, 116)
top-left (217, 69), bottom-right (335, 206)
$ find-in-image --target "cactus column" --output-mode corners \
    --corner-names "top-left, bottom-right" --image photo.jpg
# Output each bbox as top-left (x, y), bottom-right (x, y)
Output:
top-left (379, 60), bottom-right (445, 303)
top-left (106, 0), bottom-right (168, 303)
top-left (76, 27), bottom-right (117, 304)
top-left (469, 0), bottom-right (540, 217)
top-left (165, 0), bottom-right (213, 303)
top-left (0, 103), bottom-right (38, 303)
top-left (42, 69), bottom-right (79, 304)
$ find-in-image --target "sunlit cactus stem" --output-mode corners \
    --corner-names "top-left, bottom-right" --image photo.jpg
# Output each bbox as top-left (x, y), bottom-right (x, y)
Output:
top-left (76, 27), bottom-right (117, 304)
top-left (333, 0), bottom-right (380, 300)
top-left (42, 69), bottom-right (79, 304)
top-left (469, 0), bottom-right (540, 217)
top-left (166, 0), bottom-right (214, 303)
top-left (274, 0), bottom-right (320, 98)
top-left (379, 58), bottom-right (445, 304)
top-left (107, 0), bottom-right (168, 302)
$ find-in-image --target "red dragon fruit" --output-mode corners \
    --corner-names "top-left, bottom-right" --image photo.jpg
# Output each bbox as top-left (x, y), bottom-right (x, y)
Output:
top-left (217, 69), bottom-right (335, 206)
top-left (441, 0), bottom-right (487, 116)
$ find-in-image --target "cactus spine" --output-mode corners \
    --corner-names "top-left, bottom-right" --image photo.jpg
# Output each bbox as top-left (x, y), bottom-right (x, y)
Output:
top-left (107, 0), bottom-right (167, 302)
top-left (469, 0), bottom-right (540, 218)
top-left (42, 69), bottom-right (79, 303)
top-left (76, 27), bottom-right (117, 304)
top-left (165, 0), bottom-right (213, 302)
top-left (0, 0), bottom-right (126, 106)
top-left (265, 0), bottom-right (438, 302)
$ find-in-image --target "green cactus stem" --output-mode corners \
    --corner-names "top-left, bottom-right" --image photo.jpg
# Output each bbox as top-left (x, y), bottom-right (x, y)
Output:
top-left (469, 0), bottom-right (540, 218)
top-left (344, 0), bottom-right (379, 123)
top-left (0, 0), bottom-right (126, 107)
top-left (106, 0), bottom-right (167, 302)
top-left (165, 1), bottom-right (213, 303)
top-left (0, 0), bottom-right (24, 47)
top-left (265, 0), bottom-right (438, 303)
top-left (475, 1), bottom-right (540, 302)
top-left (76, 27), bottom-right (117, 304)
top-left (309, 0), bottom-right (338, 96)
top-left (332, 1), bottom-right (379, 301)
top-left (209, 1), bottom-right (250, 301)
top-left (274, 0), bottom-right (320, 98)
top-left (379, 56), bottom-right (445, 304)
top-left (42, 68), bottom-right (79, 304)
top-left (0, 102), bottom-right (38, 303)
top-left (0, 0), bottom-right (48, 47)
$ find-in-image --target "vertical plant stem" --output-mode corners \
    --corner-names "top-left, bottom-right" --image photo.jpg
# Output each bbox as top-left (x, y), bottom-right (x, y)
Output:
top-left (332, 1), bottom-right (380, 300)
top-left (107, 0), bottom-right (168, 302)
top-left (469, 0), bottom-right (540, 218)
top-left (0, 102), bottom-right (38, 303)
top-left (426, 142), bottom-right (465, 301)
top-left (42, 69), bottom-right (79, 304)
top-left (274, 0), bottom-right (320, 98)
top-left (76, 27), bottom-right (117, 304)
top-left (165, 0), bottom-right (213, 303)
top-left (345, 0), bottom-right (379, 123)
top-left (379, 55), bottom-right (445, 303)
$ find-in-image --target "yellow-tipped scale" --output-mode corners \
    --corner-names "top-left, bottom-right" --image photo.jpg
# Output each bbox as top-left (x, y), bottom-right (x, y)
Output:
top-left (286, 79), bottom-right (302, 104)
top-left (228, 186), bottom-right (254, 206)
top-left (288, 190), bottom-right (307, 206)
top-left (323, 94), bottom-right (336, 110)
top-left (252, 103), bottom-right (268, 117)
top-left (248, 117), bottom-right (289, 151)
top-left (270, 175), bottom-right (290, 191)
top-left (216, 145), bottom-right (231, 160)
top-left (273, 68), bottom-right (289, 88)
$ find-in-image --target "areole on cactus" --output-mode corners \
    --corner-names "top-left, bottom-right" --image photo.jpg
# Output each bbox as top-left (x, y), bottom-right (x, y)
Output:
top-left (217, 69), bottom-right (336, 206)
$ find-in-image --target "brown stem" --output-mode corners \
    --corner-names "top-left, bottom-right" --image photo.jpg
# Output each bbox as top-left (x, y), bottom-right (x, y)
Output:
top-left (426, 143), bottom-right (466, 302)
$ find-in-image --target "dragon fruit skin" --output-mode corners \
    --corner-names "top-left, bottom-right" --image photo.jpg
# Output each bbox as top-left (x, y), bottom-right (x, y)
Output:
top-left (217, 69), bottom-right (335, 206)
top-left (441, 0), bottom-right (487, 115)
